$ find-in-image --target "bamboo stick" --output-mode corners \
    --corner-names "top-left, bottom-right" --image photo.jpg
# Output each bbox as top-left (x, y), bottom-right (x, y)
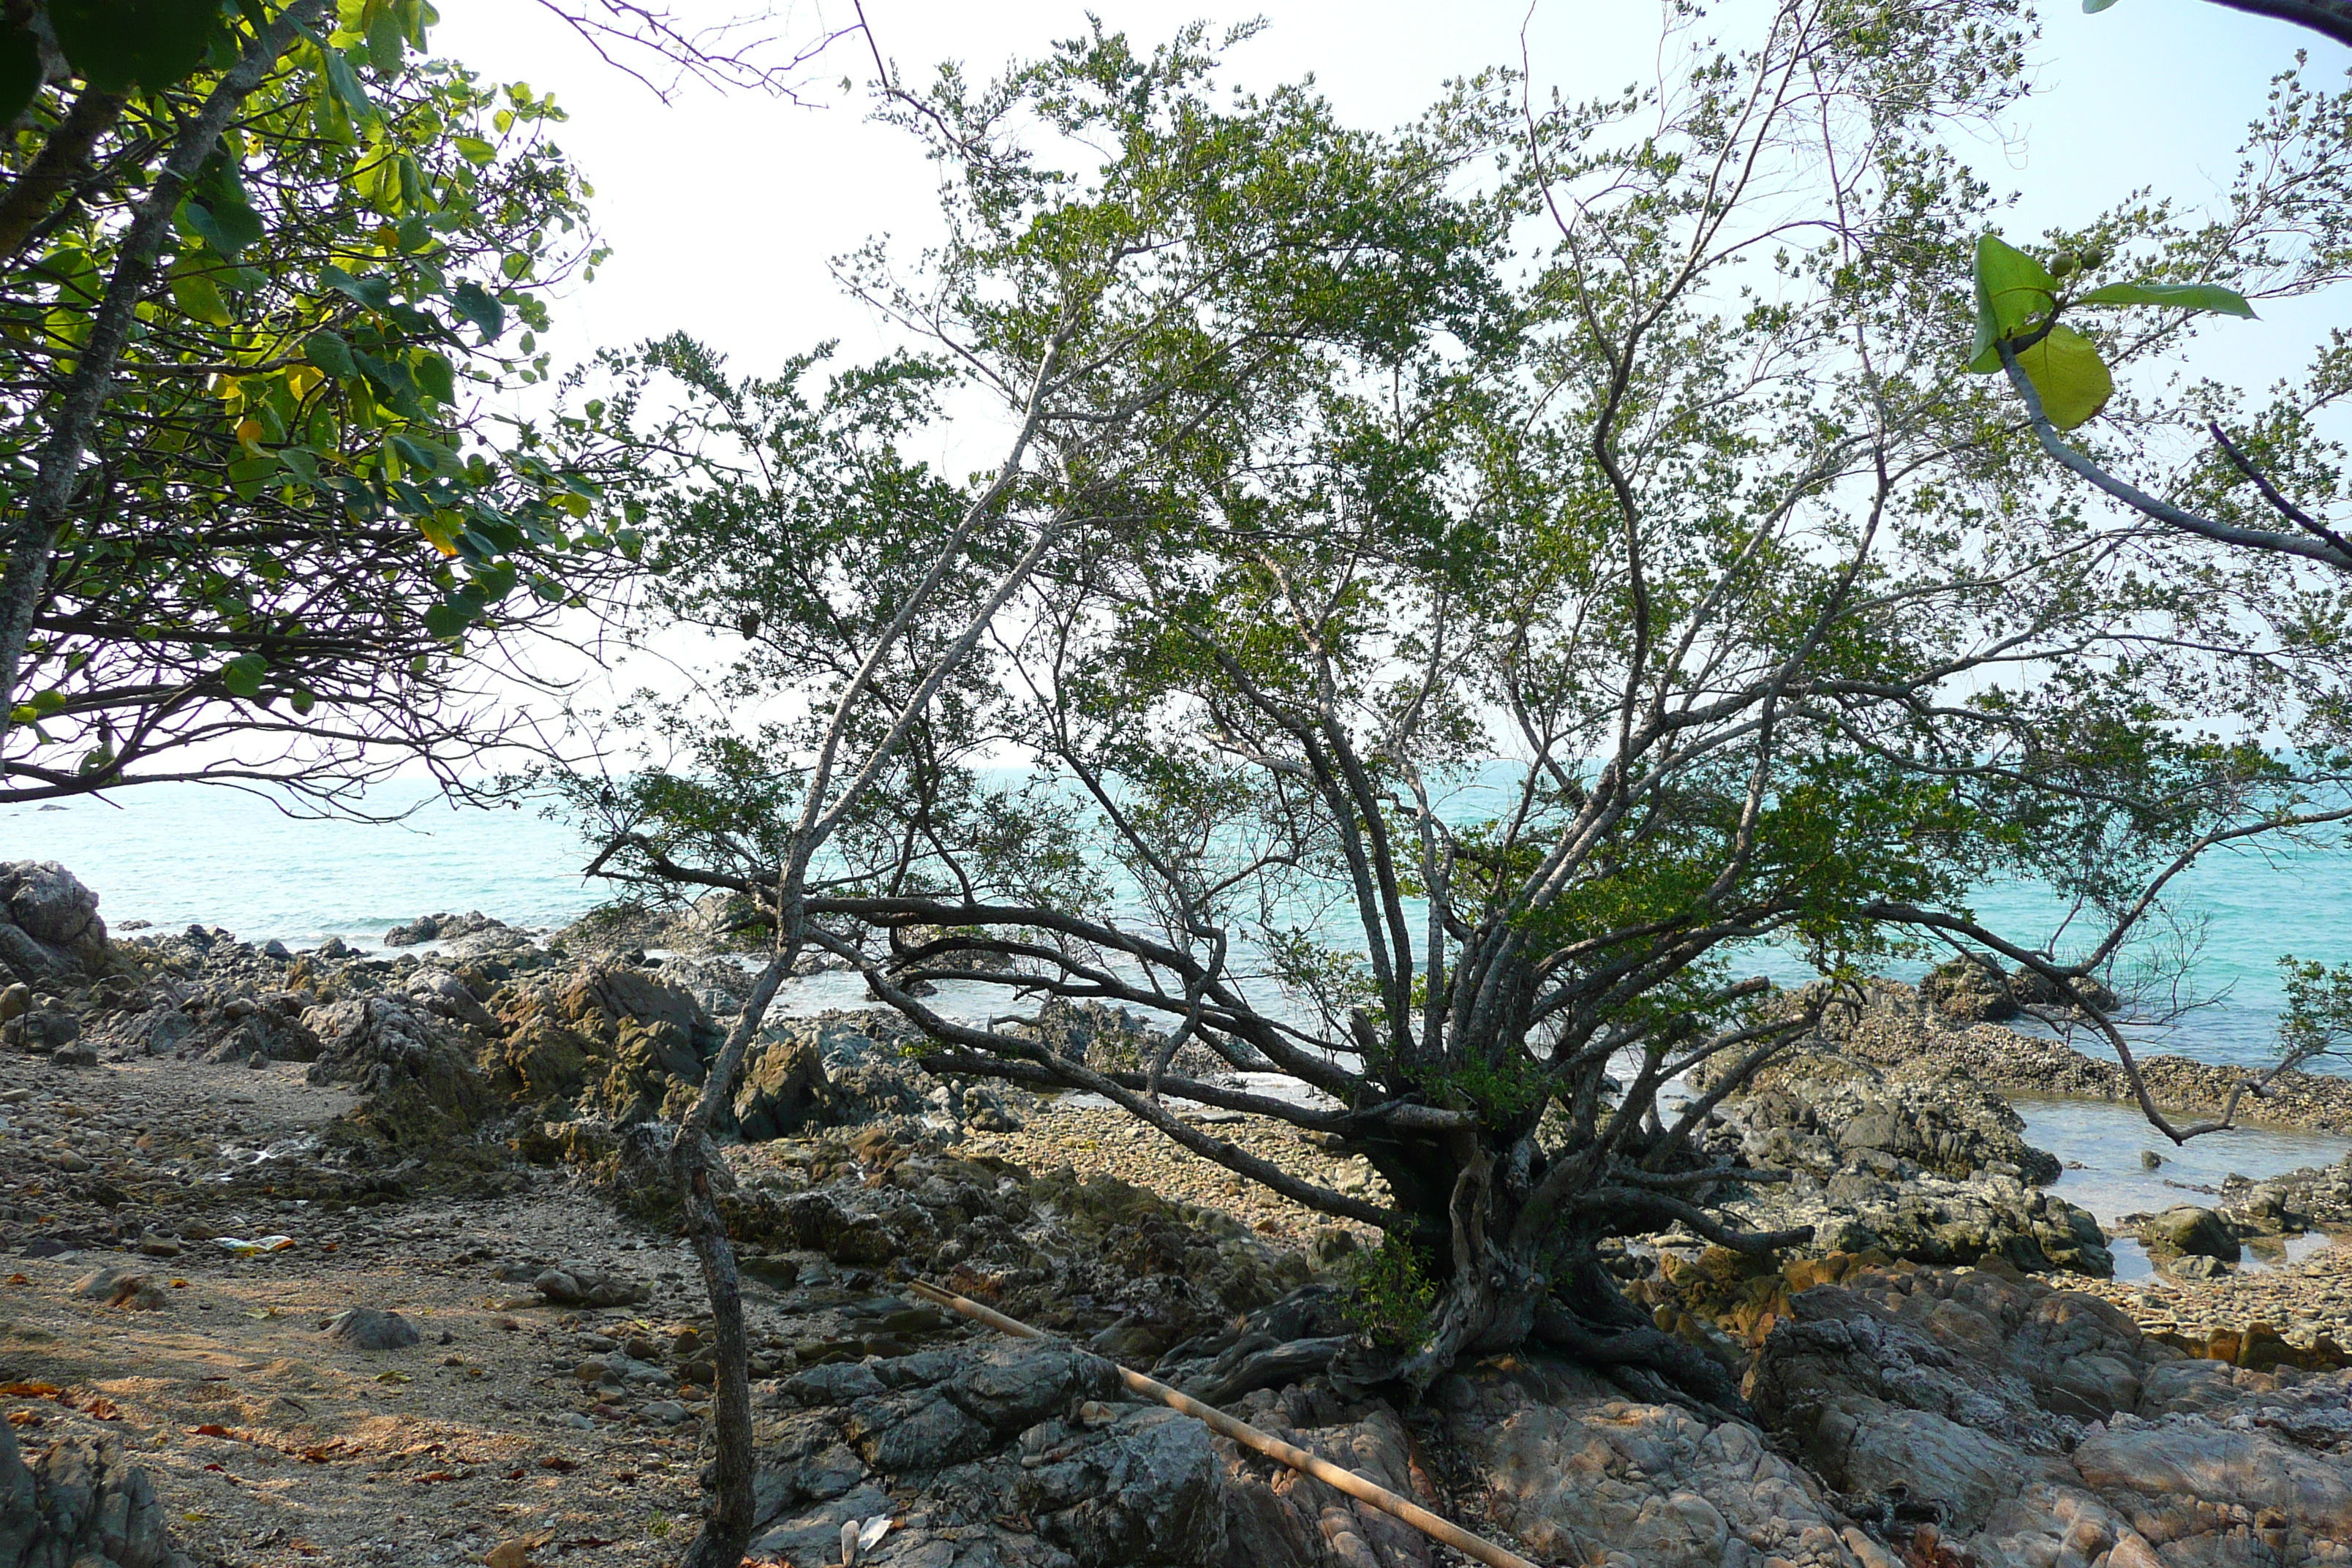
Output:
top-left (905, 1279), bottom-right (1542, 1568)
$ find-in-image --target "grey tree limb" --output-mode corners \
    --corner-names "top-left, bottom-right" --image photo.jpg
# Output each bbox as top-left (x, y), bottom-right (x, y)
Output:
top-left (0, 0), bottom-right (326, 753)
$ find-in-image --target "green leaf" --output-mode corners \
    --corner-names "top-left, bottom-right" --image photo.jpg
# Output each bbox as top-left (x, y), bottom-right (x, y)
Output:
top-left (0, 23), bottom-right (41, 127)
top-left (290, 688), bottom-right (316, 716)
top-left (50, 0), bottom-right (222, 92)
top-left (220, 654), bottom-right (267, 698)
top-left (179, 192), bottom-right (263, 261)
top-left (389, 431), bottom-right (454, 472)
top-left (412, 352), bottom-right (455, 404)
top-left (421, 600), bottom-right (470, 639)
top-left (2075, 281), bottom-right (2258, 318)
top-left (2083, 0), bottom-right (2122, 10)
top-left (448, 281), bottom-right (505, 342)
top-left (320, 45), bottom-right (374, 124)
top-left (365, 7), bottom-right (404, 75)
top-left (25, 689), bottom-right (66, 717)
top-left (1969, 233), bottom-right (2058, 374)
top-left (452, 136), bottom-right (496, 166)
top-left (169, 271), bottom-right (233, 326)
top-left (320, 264), bottom-right (394, 314)
top-left (304, 328), bottom-right (356, 377)
top-left (2014, 323), bottom-right (2114, 430)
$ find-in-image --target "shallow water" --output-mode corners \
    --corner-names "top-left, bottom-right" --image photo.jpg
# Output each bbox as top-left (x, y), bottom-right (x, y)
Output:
top-left (2013, 1096), bottom-right (2352, 1280)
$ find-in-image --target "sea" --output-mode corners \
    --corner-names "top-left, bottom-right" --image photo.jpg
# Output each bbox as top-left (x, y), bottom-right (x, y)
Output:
top-left (4, 775), bottom-right (2350, 1076)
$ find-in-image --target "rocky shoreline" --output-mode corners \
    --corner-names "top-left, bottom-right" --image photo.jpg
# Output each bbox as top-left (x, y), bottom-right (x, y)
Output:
top-left (4, 862), bottom-right (2352, 1567)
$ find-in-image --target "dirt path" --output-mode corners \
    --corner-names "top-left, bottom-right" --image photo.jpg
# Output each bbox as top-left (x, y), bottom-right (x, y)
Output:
top-left (0, 1052), bottom-right (816, 1568)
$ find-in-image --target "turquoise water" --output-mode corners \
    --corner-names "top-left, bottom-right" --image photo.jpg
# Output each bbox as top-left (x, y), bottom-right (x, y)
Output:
top-left (3, 778), bottom-right (2347, 1074)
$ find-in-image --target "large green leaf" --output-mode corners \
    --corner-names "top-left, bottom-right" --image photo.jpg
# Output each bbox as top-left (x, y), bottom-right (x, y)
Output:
top-left (448, 280), bottom-right (505, 342)
top-left (220, 654), bottom-right (268, 698)
top-left (1969, 233), bottom-right (2057, 374)
top-left (169, 271), bottom-right (233, 325)
top-left (2013, 323), bottom-right (2114, 430)
top-left (50, 0), bottom-right (222, 91)
top-left (2076, 281), bottom-right (2257, 317)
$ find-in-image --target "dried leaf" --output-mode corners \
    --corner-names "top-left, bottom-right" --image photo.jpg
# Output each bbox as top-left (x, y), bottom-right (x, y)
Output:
top-left (83, 1397), bottom-right (120, 1420)
top-left (0, 1382), bottom-right (61, 1398)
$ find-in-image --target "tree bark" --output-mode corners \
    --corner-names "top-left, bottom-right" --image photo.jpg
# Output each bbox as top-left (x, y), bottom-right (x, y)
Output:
top-left (0, 0), bottom-right (320, 755)
top-left (669, 949), bottom-right (791, 1568)
top-left (0, 84), bottom-right (126, 263)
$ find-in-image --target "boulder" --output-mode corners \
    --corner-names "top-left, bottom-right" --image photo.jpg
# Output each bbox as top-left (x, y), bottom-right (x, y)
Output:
top-left (0, 861), bottom-right (108, 984)
top-left (1918, 954), bottom-right (2019, 1023)
top-left (2138, 1205), bottom-right (2240, 1262)
top-left (485, 963), bottom-right (722, 1124)
top-left (735, 1034), bottom-right (832, 1140)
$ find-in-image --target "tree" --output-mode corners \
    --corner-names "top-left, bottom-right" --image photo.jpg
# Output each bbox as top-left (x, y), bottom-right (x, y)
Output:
top-left (0, 0), bottom-right (851, 802)
top-left (591, 0), bottom-right (2352, 1425)
top-left (0, 15), bottom-right (644, 805)
top-left (551, 25), bottom-right (1509, 1561)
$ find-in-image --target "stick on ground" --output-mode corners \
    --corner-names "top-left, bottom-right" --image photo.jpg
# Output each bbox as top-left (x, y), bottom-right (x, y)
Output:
top-left (905, 1279), bottom-right (1542, 1568)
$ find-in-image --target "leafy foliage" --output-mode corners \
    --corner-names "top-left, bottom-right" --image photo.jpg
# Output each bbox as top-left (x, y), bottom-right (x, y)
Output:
top-left (0, 1), bottom-right (630, 802)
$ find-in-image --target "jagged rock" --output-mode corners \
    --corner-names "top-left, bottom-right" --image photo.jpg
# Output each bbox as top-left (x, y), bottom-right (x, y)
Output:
top-left (325, 1307), bottom-right (421, 1349)
top-left (485, 963), bottom-right (722, 1125)
top-left (1004, 996), bottom-right (1258, 1076)
top-left (382, 911), bottom-right (511, 948)
top-left (0, 1421), bottom-right (192, 1568)
top-left (304, 995), bottom-right (491, 1147)
top-left (1700, 1066), bottom-right (2108, 1277)
top-left (735, 1034), bottom-right (832, 1140)
top-left (0, 861), bottom-right (109, 984)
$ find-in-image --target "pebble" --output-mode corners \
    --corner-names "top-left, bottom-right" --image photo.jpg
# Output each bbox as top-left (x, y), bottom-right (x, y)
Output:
top-left (641, 1399), bottom-right (689, 1425)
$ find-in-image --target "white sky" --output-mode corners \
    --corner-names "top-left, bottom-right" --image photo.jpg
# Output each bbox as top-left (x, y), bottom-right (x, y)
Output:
top-left (415, 0), bottom-right (2350, 754)
top-left (433, 0), bottom-right (2346, 408)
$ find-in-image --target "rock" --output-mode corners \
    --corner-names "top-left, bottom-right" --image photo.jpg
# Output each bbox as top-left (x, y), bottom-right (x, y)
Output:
top-left (642, 1400), bottom-right (690, 1425)
top-left (382, 911), bottom-right (510, 948)
top-left (532, 1261), bottom-right (647, 1308)
top-left (1004, 995), bottom-right (1259, 1075)
top-left (483, 964), bottom-right (723, 1125)
top-left (325, 1307), bottom-right (421, 1349)
top-left (1918, 954), bottom-right (2019, 1023)
top-left (1699, 1067), bottom-right (2107, 1277)
top-left (734, 1034), bottom-right (832, 1140)
top-left (0, 861), bottom-right (109, 984)
top-left (2, 1007), bottom-right (78, 1055)
top-left (0, 984), bottom-right (23, 1022)
top-left (261, 938), bottom-right (293, 960)
top-left (0, 1421), bottom-right (192, 1568)
top-left (303, 994), bottom-right (491, 1147)
top-left (68, 1267), bottom-right (169, 1311)
top-left (2139, 1204), bottom-right (2239, 1262)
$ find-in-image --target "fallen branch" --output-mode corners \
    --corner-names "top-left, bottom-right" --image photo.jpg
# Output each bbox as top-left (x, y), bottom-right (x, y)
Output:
top-left (904, 1280), bottom-right (1542, 1568)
